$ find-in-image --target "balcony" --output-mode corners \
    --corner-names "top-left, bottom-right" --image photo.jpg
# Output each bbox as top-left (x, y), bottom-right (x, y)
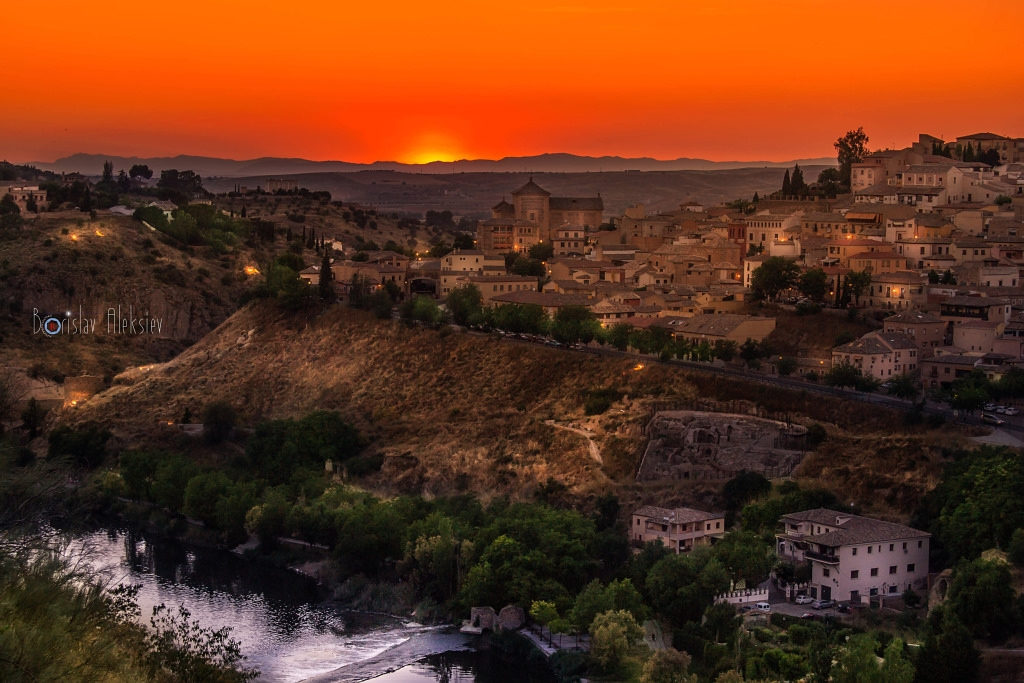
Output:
top-left (803, 550), bottom-right (840, 565)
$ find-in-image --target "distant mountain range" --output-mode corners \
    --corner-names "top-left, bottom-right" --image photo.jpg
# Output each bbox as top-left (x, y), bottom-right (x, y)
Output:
top-left (31, 152), bottom-right (836, 178)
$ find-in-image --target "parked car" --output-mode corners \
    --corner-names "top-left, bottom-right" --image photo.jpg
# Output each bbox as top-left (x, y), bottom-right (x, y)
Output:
top-left (982, 413), bottom-right (1006, 425)
top-left (1004, 407), bottom-right (1019, 416)
top-left (795, 595), bottom-right (813, 605)
top-left (995, 406), bottom-right (1009, 414)
top-left (984, 403), bottom-right (997, 411)
top-left (812, 599), bottom-right (835, 610)
top-left (837, 603), bottom-right (851, 614)
top-left (800, 612), bottom-right (821, 620)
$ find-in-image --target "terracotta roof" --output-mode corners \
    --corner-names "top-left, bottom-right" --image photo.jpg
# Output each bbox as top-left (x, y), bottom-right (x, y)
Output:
top-left (652, 313), bottom-right (773, 337)
top-left (781, 508), bottom-right (929, 546)
top-left (885, 310), bottom-right (943, 324)
top-left (511, 177), bottom-right (551, 197)
top-left (634, 505), bottom-right (723, 524)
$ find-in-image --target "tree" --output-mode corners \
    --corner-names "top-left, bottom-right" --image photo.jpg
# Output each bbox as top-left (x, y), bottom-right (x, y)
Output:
top-left (606, 322), bottom-right (631, 351)
top-left (202, 401), bottom-right (236, 444)
top-left (446, 285), bottom-right (483, 326)
top-left (641, 648), bottom-right (698, 683)
top-left (776, 357), bottom-right (797, 376)
top-left (817, 167), bottom-right (842, 195)
top-left (711, 530), bottom-right (774, 585)
top-left (1, 193), bottom-right (23, 230)
top-left (722, 471), bottom-right (770, 511)
top-left (530, 600), bottom-right (559, 627)
top-left (887, 374), bottom-right (918, 399)
top-left (750, 257), bottom-right (800, 301)
top-left (835, 127), bottom-right (870, 187)
top-left (831, 633), bottom-right (881, 683)
top-left (824, 362), bottom-right (864, 388)
top-left (979, 148), bottom-right (1001, 166)
top-left (781, 169), bottom-right (792, 196)
top-left (799, 268), bottom-right (830, 302)
top-left (528, 242), bottom-right (554, 261)
top-left (844, 270), bottom-right (872, 307)
top-left (589, 610), bottom-right (643, 672)
top-left (129, 164), bottom-right (153, 180)
top-left (318, 254), bottom-right (334, 301)
top-left (550, 305), bottom-right (601, 345)
top-left (914, 608), bottom-right (979, 683)
top-left (20, 397), bottom-right (46, 439)
top-left (452, 233), bottom-right (475, 250)
top-left (790, 164), bottom-right (806, 196)
top-left (945, 558), bottom-right (1019, 641)
top-left (962, 142), bottom-right (975, 162)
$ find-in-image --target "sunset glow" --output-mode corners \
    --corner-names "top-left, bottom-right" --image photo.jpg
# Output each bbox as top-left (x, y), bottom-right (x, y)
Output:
top-left (3, 0), bottom-right (1023, 163)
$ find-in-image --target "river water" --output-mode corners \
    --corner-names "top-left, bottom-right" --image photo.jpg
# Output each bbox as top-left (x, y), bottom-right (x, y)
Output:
top-left (68, 527), bottom-right (535, 682)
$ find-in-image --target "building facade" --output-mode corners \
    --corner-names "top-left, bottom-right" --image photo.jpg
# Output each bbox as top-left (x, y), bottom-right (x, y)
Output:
top-left (776, 508), bottom-right (930, 605)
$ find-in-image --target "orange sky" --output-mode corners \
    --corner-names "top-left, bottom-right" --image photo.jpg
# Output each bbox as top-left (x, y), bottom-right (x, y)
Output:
top-left (4, 0), bottom-right (1023, 164)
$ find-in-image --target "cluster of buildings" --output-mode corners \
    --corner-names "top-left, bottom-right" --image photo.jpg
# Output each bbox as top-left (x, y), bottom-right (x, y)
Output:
top-left (305, 132), bottom-right (1024, 383)
top-left (634, 504), bottom-right (930, 606)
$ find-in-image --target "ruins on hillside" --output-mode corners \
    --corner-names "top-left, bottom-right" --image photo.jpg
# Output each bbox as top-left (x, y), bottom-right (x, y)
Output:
top-left (637, 411), bottom-right (809, 481)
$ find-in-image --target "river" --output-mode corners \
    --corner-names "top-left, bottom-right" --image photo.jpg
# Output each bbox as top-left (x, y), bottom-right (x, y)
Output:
top-left (68, 527), bottom-right (542, 682)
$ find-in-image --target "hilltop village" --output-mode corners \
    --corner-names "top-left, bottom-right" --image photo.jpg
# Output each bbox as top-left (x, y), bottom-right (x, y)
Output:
top-left (299, 131), bottom-right (1024, 397)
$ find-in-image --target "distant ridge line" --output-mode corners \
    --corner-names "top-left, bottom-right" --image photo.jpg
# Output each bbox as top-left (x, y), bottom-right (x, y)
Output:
top-left (28, 152), bottom-right (837, 178)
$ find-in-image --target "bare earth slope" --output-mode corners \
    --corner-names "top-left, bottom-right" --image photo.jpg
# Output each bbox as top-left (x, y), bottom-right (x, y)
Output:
top-left (65, 303), bottom-right (959, 512)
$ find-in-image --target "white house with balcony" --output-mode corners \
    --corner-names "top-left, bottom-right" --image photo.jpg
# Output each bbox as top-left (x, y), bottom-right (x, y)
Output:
top-left (776, 508), bottom-right (930, 605)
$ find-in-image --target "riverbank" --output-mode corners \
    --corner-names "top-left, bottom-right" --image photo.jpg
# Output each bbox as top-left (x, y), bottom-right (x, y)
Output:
top-left (301, 629), bottom-right (472, 683)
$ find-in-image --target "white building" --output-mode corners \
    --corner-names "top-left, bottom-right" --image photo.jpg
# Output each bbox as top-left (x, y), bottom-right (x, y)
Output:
top-left (776, 508), bottom-right (930, 605)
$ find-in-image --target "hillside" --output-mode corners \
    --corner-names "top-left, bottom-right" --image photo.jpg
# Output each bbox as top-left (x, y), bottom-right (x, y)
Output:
top-left (0, 211), bottom-right (260, 382)
top-left (65, 303), bottom-right (962, 514)
top-left (203, 168), bottom-right (831, 217)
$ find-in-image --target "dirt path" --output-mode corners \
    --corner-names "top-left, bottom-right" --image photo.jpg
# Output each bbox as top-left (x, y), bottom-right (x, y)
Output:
top-left (544, 419), bottom-right (603, 465)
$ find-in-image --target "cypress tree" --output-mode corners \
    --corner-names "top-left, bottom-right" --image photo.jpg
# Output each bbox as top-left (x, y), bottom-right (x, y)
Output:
top-left (791, 164), bottom-right (805, 196)
top-left (781, 169), bottom-right (792, 196)
top-left (318, 253), bottom-right (334, 301)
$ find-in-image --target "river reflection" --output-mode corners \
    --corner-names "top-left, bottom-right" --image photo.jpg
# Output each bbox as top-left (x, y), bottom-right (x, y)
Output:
top-left (69, 527), bottom-right (463, 682)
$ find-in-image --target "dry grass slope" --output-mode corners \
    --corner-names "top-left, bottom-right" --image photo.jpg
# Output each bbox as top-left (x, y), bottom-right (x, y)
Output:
top-left (67, 303), bottom-right (962, 510)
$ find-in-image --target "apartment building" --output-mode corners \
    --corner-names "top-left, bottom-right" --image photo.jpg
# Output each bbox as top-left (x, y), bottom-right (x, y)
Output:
top-left (776, 508), bottom-right (930, 605)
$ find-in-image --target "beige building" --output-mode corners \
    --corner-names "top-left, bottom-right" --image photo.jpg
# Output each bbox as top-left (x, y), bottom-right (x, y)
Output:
top-left (467, 275), bottom-right (537, 304)
top-left (632, 505), bottom-right (725, 553)
top-left (776, 508), bottom-right (930, 605)
top-left (862, 271), bottom-right (927, 311)
top-left (439, 250), bottom-right (506, 295)
top-left (509, 177), bottom-right (603, 243)
top-left (883, 311), bottom-right (946, 357)
top-left (0, 184), bottom-right (46, 210)
top-left (831, 331), bottom-right (918, 380)
top-left (651, 313), bottom-right (776, 345)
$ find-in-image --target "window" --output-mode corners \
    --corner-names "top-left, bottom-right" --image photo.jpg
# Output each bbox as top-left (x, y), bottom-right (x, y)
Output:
top-left (868, 546), bottom-right (872, 554)
top-left (902, 542), bottom-right (907, 550)
top-left (823, 568), bottom-right (830, 577)
top-left (871, 568), bottom-right (878, 577)
top-left (851, 570), bottom-right (859, 579)
top-left (890, 566), bottom-right (897, 574)
top-left (907, 563), bottom-right (915, 572)
top-left (918, 541), bottom-right (923, 548)
top-left (852, 547), bottom-right (857, 556)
